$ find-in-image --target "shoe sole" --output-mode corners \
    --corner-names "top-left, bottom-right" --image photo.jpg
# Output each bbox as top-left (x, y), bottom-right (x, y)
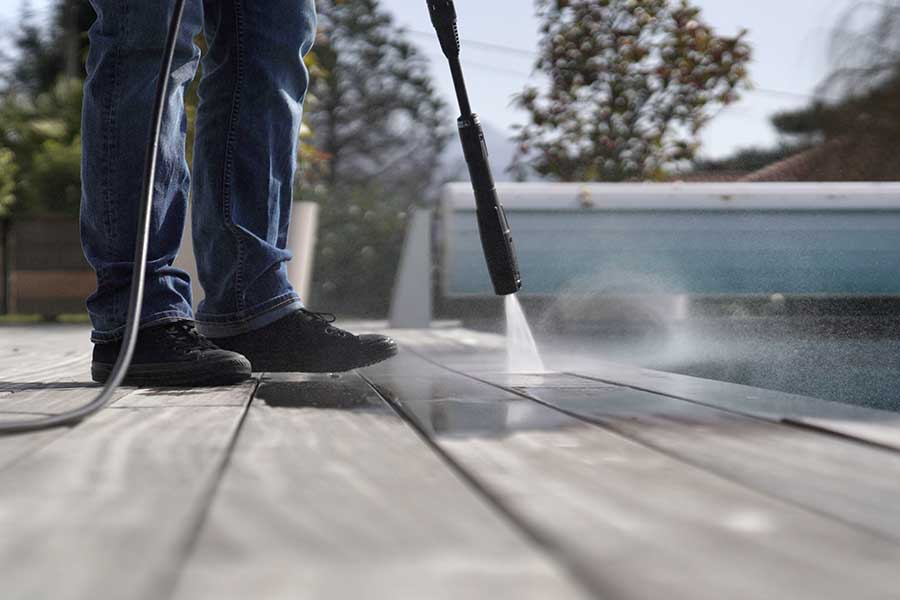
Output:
top-left (91, 356), bottom-right (253, 387)
top-left (252, 338), bottom-right (400, 373)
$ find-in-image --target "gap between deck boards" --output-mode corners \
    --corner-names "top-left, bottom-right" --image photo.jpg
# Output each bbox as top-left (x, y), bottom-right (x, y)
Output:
top-left (396, 342), bottom-right (900, 544)
top-left (357, 371), bottom-right (598, 597)
top-left (360, 350), bottom-right (900, 599)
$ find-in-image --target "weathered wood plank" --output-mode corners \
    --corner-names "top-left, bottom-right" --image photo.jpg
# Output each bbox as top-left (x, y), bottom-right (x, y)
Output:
top-left (0, 325), bottom-right (90, 356)
top-left (474, 371), bottom-right (900, 542)
top-left (174, 373), bottom-right (589, 600)
top-left (1, 369), bottom-right (93, 408)
top-left (0, 381), bottom-right (256, 600)
top-left (0, 325), bottom-right (91, 382)
top-left (398, 327), bottom-right (900, 453)
top-left (363, 352), bottom-right (900, 600)
top-left (0, 384), bottom-right (136, 473)
top-left (0, 350), bottom-right (106, 471)
top-left (568, 360), bottom-right (900, 451)
top-left (113, 385), bottom-right (252, 409)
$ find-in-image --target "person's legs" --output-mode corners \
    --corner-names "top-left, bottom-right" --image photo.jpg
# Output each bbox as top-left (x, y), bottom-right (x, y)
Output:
top-left (81, 0), bottom-right (203, 342)
top-left (191, 0), bottom-right (316, 338)
top-left (84, 0), bottom-right (396, 378)
top-left (190, 0), bottom-right (397, 372)
top-left (82, 1), bottom-right (252, 386)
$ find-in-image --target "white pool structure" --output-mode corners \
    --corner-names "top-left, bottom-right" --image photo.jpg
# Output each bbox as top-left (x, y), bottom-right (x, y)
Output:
top-left (439, 182), bottom-right (900, 300)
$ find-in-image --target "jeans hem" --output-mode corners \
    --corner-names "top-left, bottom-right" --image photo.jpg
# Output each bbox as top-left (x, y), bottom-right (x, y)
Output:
top-left (196, 293), bottom-right (303, 339)
top-left (91, 311), bottom-right (193, 344)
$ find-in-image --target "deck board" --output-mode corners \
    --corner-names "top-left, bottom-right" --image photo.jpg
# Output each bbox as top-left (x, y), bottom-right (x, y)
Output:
top-left (362, 351), bottom-right (900, 600)
top-left (3, 324), bottom-right (900, 599)
top-left (570, 362), bottom-right (900, 451)
top-left (401, 329), bottom-right (900, 541)
top-left (174, 373), bottom-right (588, 600)
top-left (0, 382), bottom-right (136, 473)
top-left (0, 330), bottom-right (114, 471)
top-left (0, 325), bottom-right (91, 380)
top-left (0, 381), bottom-right (256, 600)
top-left (397, 327), bottom-right (900, 452)
top-left (485, 372), bottom-right (900, 542)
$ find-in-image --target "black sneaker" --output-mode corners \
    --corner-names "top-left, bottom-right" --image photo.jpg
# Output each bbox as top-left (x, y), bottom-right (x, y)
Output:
top-left (91, 320), bottom-right (252, 387)
top-left (211, 309), bottom-right (398, 373)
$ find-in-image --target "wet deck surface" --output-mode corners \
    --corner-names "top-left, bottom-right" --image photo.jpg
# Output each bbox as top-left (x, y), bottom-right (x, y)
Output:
top-left (2, 324), bottom-right (900, 599)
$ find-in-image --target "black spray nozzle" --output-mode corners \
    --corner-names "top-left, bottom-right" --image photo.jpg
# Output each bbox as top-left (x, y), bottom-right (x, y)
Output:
top-left (426, 0), bottom-right (522, 296)
top-left (459, 115), bottom-right (522, 296)
top-left (427, 0), bottom-right (460, 59)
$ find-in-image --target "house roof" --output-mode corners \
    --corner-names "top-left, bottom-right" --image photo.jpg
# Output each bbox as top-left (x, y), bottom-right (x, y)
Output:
top-left (742, 136), bottom-right (900, 182)
top-left (677, 135), bottom-right (900, 183)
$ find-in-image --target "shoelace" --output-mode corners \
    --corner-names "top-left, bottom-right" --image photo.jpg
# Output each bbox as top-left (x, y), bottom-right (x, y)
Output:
top-left (298, 309), bottom-right (351, 338)
top-left (165, 321), bottom-right (216, 351)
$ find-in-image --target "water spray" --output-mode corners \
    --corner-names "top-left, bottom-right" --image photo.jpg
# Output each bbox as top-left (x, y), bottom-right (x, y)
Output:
top-left (427, 0), bottom-right (522, 296)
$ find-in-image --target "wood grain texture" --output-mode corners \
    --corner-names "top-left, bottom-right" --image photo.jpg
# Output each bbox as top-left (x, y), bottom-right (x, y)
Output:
top-left (0, 382), bottom-right (136, 474)
top-left (484, 372), bottom-right (900, 542)
top-left (175, 373), bottom-right (589, 600)
top-left (0, 329), bottom-right (100, 471)
top-left (398, 327), bottom-right (900, 453)
top-left (570, 360), bottom-right (900, 451)
top-left (0, 381), bottom-right (256, 600)
top-left (0, 325), bottom-right (90, 381)
top-left (363, 352), bottom-right (900, 600)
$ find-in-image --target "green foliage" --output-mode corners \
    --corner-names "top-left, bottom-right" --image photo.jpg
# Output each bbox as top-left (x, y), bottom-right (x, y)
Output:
top-left (762, 2), bottom-right (900, 182)
top-left (0, 1), bottom-right (91, 219)
top-left (773, 1), bottom-right (900, 141)
top-left (0, 148), bottom-right (17, 218)
top-left (0, 0), bottom-right (448, 318)
top-left (0, 78), bottom-right (84, 217)
top-left (304, 0), bottom-right (449, 315)
top-left (309, 185), bottom-right (411, 316)
top-left (307, 0), bottom-right (449, 193)
top-left (3, 0), bottom-right (93, 95)
top-left (513, 0), bottom-right (752, 182)
top-left (18, 136), bottom-right (82, 217)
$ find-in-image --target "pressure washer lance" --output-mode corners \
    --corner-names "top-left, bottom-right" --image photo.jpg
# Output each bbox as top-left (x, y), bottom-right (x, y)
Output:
top-left (427, 0), bottom-right (522, 296)
top-left (0, 0), bottom-right (188, 435)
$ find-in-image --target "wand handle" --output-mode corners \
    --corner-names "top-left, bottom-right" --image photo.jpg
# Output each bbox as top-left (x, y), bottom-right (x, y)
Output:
top-left (427, 0), bottom-right (522, 296)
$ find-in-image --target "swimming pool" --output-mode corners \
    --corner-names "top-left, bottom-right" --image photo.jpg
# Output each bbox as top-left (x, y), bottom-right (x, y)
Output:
top-left (442, 183), bottom-right (900, 298)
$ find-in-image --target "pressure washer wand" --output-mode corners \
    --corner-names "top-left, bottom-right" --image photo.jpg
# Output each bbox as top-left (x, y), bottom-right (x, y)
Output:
top-left (427, 0), bottom-right (522, 296)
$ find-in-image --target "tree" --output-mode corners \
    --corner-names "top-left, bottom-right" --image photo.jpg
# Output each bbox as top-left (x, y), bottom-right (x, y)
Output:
top-left (0, 149), bottom-right (17, 218)
top-left (0, 1), bottom-right (90, 219)
top-left (303, 0), bottom-right (450, 315)
top-left (760, 1), bottom-right (900, 181)
top-left (773, 1), bottom-right (900, 142)
top-left (3, 0), bottom-right (93, 95)
top-left (512, 0), bottom-right (751, 182)
top-left (0, 79), bottom-right (83, 217)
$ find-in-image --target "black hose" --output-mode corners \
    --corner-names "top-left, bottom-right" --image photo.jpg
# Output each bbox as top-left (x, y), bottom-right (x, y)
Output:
top-left (0, 0), bottom-right (188, 435)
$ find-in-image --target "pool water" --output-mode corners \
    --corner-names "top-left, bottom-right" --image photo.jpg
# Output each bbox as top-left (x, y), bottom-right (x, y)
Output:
top-left (448, 211), bottom-right (900, 296)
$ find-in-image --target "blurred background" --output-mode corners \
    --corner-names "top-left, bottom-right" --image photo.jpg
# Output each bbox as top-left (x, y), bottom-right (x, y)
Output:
top-left (2, 0), bottom-right (900, 409)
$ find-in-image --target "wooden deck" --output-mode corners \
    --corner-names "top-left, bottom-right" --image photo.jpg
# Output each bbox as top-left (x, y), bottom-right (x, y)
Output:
top-left (2, 324), bottom-right (900, 599)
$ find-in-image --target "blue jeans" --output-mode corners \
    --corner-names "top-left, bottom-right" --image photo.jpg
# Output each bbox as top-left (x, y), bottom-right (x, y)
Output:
top-left (81, 0), bottom-right (316, 342)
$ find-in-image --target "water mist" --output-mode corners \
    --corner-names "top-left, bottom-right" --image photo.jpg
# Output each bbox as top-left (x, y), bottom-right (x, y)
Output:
top-left (505, 294), bottom-right (546, 373)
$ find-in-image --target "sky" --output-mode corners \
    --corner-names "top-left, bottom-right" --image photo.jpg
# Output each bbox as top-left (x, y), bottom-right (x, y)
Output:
top-left (380, 0), bottom-right (861, 160)
top-left (0, 0), bottom-right (864, 159)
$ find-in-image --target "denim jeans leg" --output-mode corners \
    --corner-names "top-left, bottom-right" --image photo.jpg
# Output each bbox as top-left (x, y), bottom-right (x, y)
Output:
top-left (192, 0), bottom-right (317, 338)
top-left (81, 1), bottom-right (204, 342)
